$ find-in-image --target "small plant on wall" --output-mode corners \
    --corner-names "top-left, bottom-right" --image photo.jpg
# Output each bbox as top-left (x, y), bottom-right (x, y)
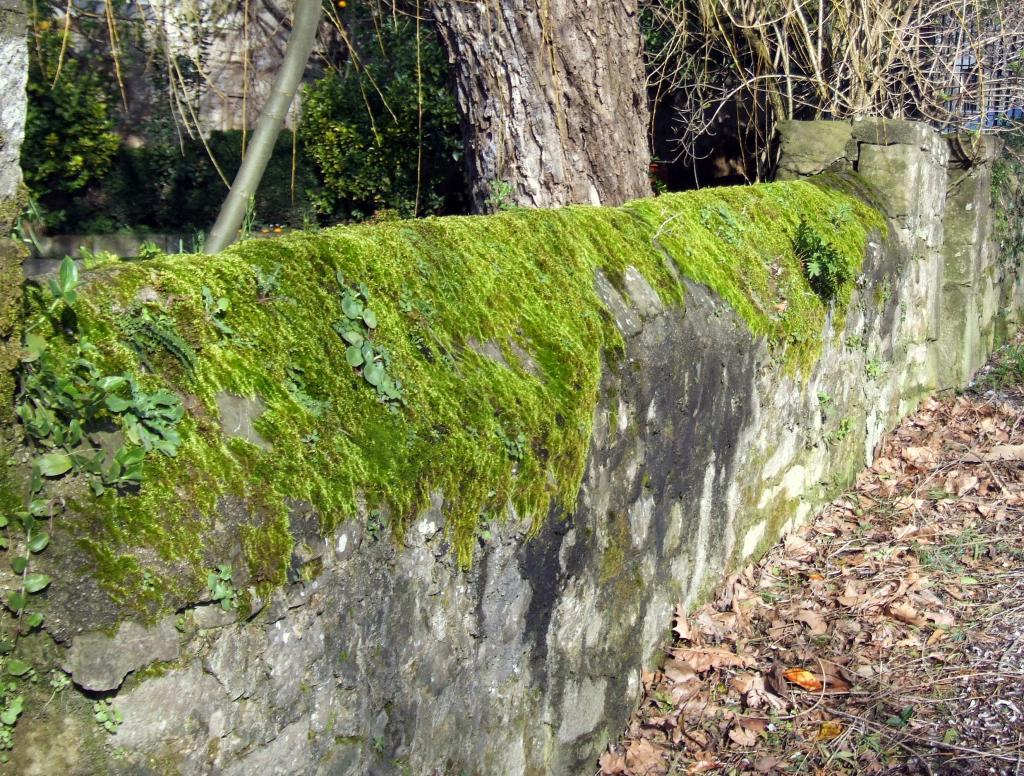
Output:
top-left (793, 219), bottom-right (853, 301)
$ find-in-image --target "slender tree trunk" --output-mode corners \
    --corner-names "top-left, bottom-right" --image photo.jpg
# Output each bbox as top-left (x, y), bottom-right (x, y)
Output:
top-left (431, 0), bottom-right (652, 212)
top-left (0, 0), bottom-right (28, 417)
top-left (205, 0), bottom-right (322, 254)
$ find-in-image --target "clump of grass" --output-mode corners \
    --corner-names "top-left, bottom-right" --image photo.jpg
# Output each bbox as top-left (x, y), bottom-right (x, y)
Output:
top-left (976, 342), bottom-right (1024, 389)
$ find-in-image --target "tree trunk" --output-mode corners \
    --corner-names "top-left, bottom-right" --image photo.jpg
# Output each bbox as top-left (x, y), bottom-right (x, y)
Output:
top-left (0, 0), bottom-right (28, 417)
top-left (431, 0), bottom-right (652, 212)
top-left (1, 0), bottom-right (27, 233)
top-left (205, 0), bottom-right (322, 254)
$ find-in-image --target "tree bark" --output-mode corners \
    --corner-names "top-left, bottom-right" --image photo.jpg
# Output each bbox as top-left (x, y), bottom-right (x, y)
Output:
top-left (431, 0), bottom-right (652, 212)
top-left (204, 0), bottom-right (322, 254)
top-left (0, 1), bottom-right (28, 418)
top-left (1, 0), bottom-right (27, 233)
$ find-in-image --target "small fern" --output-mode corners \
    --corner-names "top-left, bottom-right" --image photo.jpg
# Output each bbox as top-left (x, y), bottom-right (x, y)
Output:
top-left (117, 306), bottom-right (197, 372)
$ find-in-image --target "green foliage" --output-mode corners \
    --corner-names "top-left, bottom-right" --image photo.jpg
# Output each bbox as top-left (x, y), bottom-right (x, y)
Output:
top-left (93, 700), bottom-right (123, 734)
top-left (202, 286), bottom-right (236, 338)
top-left (207, 564), bottom-right (239, 611)
top-left (794, 218), bottom-right (854, 301)
top-left (300, 16), bottom-right (465, 221)
top-left (333, 272), bottom-right (405, 408)
top-left (21, 15), bottom-right (120, 229)
top-left (977, 341), bottom-right (1024, 389)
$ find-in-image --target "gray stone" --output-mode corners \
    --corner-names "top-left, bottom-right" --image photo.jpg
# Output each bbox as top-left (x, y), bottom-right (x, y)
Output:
top-left (216, 392), bottom-right (271, 450)
top-left (63, 617), bottom-right (180, 692)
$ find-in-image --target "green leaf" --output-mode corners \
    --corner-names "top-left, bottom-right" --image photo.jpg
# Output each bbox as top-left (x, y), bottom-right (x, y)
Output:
top-left (5, 660), bottom-right (30, 677)
top-left (362, 308), bottom-right (378, 329)
top-left (35, 452), bottom-right (73, 477)
top-left (22, 333), bottom-right (46, 363)
top-left (342, 330), bottom-right (364, 346)
top-left (363, 362), bottom-right (384, 387)
top-left (28, 532), bottom-right (49, 553)
top-left (6, 592), bottom-right (25, 612)
top-left (0, 641), bottom-right (13, 655)
top-left (341, 295), bottom-right (364, 320)
top-left (0, 696), bottom-right (23, 725)
top-left (345, 346), bottom-right (365, 368)
top-left (59, 256), bottom-right (79, 293)
top-left (10, 557), bottom-right (26, 575)
top-left (26, 612), bottom-right (43, 629)
top-left (24, 574), bottom-right (51, 593)
top-left (0, 515), bottom-right (7, 528)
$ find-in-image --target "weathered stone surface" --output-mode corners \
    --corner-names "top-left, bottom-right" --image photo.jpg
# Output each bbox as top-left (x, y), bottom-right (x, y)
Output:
top-left (62, 617), bottom-right (180, 691)
top-left (216, 392), bottom-right (271, 450)
top-left (17, 120), bottom-right (1024, 776)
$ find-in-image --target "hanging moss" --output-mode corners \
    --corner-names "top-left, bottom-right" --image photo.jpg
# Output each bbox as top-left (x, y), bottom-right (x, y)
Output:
top-left (22, 179), bottom-right (884, 614)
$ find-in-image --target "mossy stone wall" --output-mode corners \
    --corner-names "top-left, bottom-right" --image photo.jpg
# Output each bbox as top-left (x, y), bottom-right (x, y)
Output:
top-left (6, 119), bottom-right (1019, 776)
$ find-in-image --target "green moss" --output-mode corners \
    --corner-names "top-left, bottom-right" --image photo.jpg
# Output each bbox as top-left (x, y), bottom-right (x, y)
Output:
top-left (23, 180), bottom-right (883, 616)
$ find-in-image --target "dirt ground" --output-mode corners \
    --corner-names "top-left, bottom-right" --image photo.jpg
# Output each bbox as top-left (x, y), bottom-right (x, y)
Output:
top-left (599, 343), bottom-right (1024, 776)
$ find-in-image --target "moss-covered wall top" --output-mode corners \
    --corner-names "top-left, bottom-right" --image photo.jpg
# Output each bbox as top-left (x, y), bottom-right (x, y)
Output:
top-left (5, 180), bottom-right (885, 624)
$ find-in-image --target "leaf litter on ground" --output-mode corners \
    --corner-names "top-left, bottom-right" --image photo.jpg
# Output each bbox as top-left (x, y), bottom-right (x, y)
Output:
top-left (599, 344), bottom-right (1024, 776)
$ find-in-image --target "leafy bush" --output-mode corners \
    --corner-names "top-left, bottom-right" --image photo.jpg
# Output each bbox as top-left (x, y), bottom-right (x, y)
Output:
top-left (21, 17), bottom-right (121, 229)
top-left (794, 219), bottom-right (853, 301)
top-left (300, 17), bottom-right (466, 220)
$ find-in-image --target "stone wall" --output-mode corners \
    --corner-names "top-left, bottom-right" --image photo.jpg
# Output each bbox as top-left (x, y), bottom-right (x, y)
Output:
top-left (8, 119), bottom-right (1023, 776)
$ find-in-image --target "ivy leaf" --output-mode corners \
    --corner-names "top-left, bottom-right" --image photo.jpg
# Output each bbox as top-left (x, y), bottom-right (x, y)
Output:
top-left (342, 330), bottom-right (364, 346)
top-left (35, 452), bottom-right (73, 477)
top-left (7, 592), bottom-right (25, 612)
top-left (24, 574), bottom-right (51, 593)
top-left (362, 308), bottom-right (378, 329)
top-left (26, 612), bottom-right (43, 629)
top-left (10, 557), bottom-right (26, 575)
top-left (28, 532), bottom-right (49, 554)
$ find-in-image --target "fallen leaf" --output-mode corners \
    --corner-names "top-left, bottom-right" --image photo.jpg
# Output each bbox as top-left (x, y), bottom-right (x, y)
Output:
top-left (888, 602), bottom-right (927, 626)
top-left (728, 724), bottom-right (758, 747)
top-left (815, 720), bottom-right (843, 741)
top-left (624, 738), bottom-right (667, 775)
top-left (795, 609), bottom-right (828, 635)
top-left (672, 647), bottom-right (754, 673)
top-left (599, 750), bottom-right (627, 774)
top-left (672, 603), bottom-right (692, 641)
top-left (983, 444), bottom-right (1024, 461)
top-left (783, 667), bottom-right (823, 692)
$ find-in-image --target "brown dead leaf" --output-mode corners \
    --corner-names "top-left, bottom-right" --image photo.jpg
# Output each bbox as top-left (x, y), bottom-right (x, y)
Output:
top-left (728, 724), bottom-right (758, 747)
top-left (624, 738), bottom-right (667, 775)
top-left (783, 667), bottom-right (823, 692)
top-left (983, 444), bottom-right (1024, 461)
top-left (888, 602), bottom-right (928, 626)
top-left (599, 750), bottom-right (628, 775)
top-left (672, 603), bottom-right (693, 642)
top-left (795, 609), bottom-right (828, 635)
top-left (672, 647), bottom-right (754, 673)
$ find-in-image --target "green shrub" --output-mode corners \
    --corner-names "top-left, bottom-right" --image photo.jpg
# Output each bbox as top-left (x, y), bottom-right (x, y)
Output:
top-left (300, 17), bottom-right (466, 220)
top-left (21, 17), bottom-right (121, 230)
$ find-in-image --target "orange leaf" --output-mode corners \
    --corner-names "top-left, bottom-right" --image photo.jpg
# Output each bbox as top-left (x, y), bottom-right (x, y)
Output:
top-left (783, 667), bottom-right (823, 692)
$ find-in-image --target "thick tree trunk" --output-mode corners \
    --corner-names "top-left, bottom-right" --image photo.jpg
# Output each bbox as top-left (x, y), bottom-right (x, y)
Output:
top-left (0, 1), bottom-right (28, 417)
top-left (1, 0), bottom-right (27, 232)
top-left (431, 0), bottom-right (652, 212)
